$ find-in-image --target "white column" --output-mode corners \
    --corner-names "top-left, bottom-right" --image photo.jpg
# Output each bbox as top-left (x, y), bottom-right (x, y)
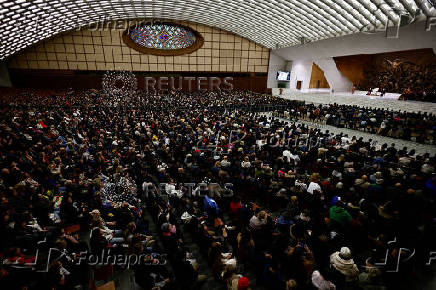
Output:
top-left (289, 59), bottom-right (312, 92)
top-left (267, 52), bottom-right (287, 89)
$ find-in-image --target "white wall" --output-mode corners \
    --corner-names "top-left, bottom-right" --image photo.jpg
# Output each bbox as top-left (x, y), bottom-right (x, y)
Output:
top-left (268, 55), bottom-right (351, 92)
top-left (267, 52), bottom-right (287, 88)
top-left (289, 59), bottom-right (312, 91)
top-left (314, 58), bottom-right (352, 92)
top-left (0, 62), bottom-right (11, 87)
top-left (273, 21), bottom-right (436, 61)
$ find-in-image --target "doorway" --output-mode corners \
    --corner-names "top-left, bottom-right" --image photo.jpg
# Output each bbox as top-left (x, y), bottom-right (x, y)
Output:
top-left (296, 81), bottom-right (302, 90)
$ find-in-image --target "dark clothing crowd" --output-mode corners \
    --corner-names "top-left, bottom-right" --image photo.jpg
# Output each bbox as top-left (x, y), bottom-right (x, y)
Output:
top-left (359, 61), bottom-right (436, 102)
top-left (280, 102), bottom-right (436, 145)
top-left (0, 88), bottom-right (435, 290)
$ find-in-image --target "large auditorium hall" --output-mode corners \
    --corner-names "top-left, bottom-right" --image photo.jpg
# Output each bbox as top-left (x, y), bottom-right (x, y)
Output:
top-left (0, 1), bottom-right (435, 290)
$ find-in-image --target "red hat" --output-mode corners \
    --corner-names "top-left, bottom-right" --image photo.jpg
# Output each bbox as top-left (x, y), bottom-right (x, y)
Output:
top-left (238, 276), bottom-right (250, 289)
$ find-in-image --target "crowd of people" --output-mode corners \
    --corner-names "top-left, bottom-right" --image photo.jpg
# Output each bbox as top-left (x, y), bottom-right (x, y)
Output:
top-left (359, 62), bottom-right (436, 102)
top-left (280, 103), bottom-right (436, 145)
top-left (0, 88), bottom-right (435, 290)
top-left (2, 88), bottom-right (435, 145)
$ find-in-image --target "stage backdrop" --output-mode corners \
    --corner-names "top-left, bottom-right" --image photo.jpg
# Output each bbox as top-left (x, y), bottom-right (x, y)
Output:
top-left (334, 48), bottom-right (436, 92)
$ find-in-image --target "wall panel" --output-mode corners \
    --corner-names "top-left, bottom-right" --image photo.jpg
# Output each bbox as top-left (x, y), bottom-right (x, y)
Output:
top-left (334, 48), bottom-right (436, 89)
top-left (8, 70), bottom-right (268, 93)
top-left (309, 63), bottom-right (329, 89)
top-left (8, 20), bottom-right (269, 74)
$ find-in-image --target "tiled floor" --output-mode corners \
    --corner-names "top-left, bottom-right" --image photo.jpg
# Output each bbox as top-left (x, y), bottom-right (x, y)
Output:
top-left (274, 91), bottom-right (436, 114)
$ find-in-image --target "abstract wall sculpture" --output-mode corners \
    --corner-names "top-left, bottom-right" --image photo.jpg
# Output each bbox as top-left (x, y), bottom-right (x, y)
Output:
top-left (102, 70), bottom-right (137, 97)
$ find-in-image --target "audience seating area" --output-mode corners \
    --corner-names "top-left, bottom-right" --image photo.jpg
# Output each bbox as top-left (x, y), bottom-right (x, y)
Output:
top-left (0, 89), bottom-right (435, 290)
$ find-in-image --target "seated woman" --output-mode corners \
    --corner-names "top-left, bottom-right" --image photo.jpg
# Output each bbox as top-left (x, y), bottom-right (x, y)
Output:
top-left (263, 261), bottom-right (286, 290)
top-left (312, 269), bottom-right (336, 290)
top-left (89, 228), bottom-right (108, 255)
top-left (89, 209), bottom-right (123, 244)
top-left (277, 211), bottom-right (294, 235)
top-left (236, 227), bottom-right (255, 267)
top-left (329, 247), bottom-right (359, 287)
top-left (359, 266), bottom-right (386, 290)
top-left (123, 221), bottom-right (154, 248)
top-left (160, 222), bottom-right (181, 256)
top-left (283, 244), bottom-right (315, 287)
top-left (208, 242), bottom-right (236, 280)
top-left (229, 196), bottom-right (242, 220)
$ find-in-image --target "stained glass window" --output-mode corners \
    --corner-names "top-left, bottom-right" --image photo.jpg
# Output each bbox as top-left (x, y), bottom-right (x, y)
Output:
top-left (128, 23), bottom-right (197, 50)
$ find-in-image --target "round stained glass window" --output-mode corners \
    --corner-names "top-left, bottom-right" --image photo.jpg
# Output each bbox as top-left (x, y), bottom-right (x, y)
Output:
top-left (123, 22), bottom-right (204, 56)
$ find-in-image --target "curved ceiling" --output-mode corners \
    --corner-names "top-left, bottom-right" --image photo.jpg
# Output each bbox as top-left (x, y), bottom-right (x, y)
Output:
top-left (0, 0), bottom-right (435, 60)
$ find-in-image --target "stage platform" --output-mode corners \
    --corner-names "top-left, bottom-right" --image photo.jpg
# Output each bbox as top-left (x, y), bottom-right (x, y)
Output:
top-left (272, 89), bottom-right (436, 114)
top-left (338, 90), bottom-right (401, 99)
